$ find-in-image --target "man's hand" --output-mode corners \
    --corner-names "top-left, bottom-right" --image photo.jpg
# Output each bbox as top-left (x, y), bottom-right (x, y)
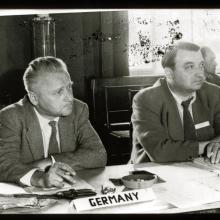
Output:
top-left (205, 142), bottom-right (220, 164)
top-left (30, 158), bottom-right (53, 170)
top-left (31, 162), bottom-right (77, 188)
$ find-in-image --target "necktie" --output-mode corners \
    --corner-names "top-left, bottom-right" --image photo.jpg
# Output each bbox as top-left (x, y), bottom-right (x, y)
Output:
top-left (48, 121), bottom-right (59, 155)
top-left (181, 98), bottom-right (197, 141)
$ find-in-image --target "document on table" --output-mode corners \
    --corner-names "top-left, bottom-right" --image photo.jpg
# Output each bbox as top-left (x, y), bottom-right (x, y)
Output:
top-left (0, 183), bottom-right (27, 195)
top-left (136, 163), bottom-right (220, 208)
top-left (24, 175), bottom-right (95, 195)
top-left (194, 175), bottom-right (220, 192)
top-left (193, 157), bottom-right (220, 171)
top-left (136, 163), bottom-right (215, 182)
top-left (154, 179), bottom-right (220, 209)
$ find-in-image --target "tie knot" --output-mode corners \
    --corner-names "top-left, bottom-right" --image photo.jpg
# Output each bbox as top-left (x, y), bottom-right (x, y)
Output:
top-left (49, 121), bottom-right (56, 128)
top-left (181, 97), bottom-right (193, 109)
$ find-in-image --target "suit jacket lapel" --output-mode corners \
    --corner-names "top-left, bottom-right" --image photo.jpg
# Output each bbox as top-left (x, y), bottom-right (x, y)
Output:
top-left (24, 97), bottom-right (44, 160)
top-left (192, 96), bottom-right (209, 124)
top-left (160, 79), bottom-right (184, 140)
top-left (192, 93), bottom-right (212, 140)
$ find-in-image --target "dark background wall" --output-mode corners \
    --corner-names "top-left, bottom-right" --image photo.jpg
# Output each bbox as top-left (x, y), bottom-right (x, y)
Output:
top-left (0, 15), bottom-right (33, 105)
top-left (0, 11), bottom-right (131, 118)
top-left (54, 12), bottom-right (101, 101)
top-left (0, 12), bottom-right (102, 106)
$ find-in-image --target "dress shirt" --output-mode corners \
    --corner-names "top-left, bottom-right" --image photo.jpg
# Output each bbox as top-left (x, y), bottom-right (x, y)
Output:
top-left (167, 85), bottom-right (196, 125)
top-left (168, 85), bottom-right (210, 156)
top-left (33, 108), bottom-right (60, 157)
top-left (20, 107), bottom-right (60, 186)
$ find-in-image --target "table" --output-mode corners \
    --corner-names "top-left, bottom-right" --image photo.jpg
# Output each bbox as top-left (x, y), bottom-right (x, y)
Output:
top-left (1, 162), bottom-right (220, 214)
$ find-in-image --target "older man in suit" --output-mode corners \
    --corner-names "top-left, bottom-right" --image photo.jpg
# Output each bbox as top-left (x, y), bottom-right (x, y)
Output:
top-left (130, 41), bottom-right (220, 164)
top-left (201, 46), bottom-right (220, 86)
top-left (0, 56), bottom-right (107, 188)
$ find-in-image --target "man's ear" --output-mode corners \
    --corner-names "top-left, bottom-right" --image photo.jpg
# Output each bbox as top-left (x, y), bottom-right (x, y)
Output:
top-left (164, 67), bottom-right (174, 81)
top-left (28, 92), bottom-right (38, 106)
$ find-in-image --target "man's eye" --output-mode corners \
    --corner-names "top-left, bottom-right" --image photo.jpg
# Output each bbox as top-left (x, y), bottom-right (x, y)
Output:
top-left (57, 89), bottom-right (64, 95)
top-left (185, 65), bottom-right (193, 70)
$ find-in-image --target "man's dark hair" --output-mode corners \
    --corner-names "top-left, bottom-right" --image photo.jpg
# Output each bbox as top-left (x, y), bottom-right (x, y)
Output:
top-left (161, 41), bottom-right (200, 70)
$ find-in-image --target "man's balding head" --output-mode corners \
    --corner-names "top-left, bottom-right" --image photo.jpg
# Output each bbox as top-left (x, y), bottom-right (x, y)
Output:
top-left (201, 46), bottom-right (217, 75)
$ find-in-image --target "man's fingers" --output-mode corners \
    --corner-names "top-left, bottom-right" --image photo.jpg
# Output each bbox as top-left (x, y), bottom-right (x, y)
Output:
top-left (60, 166), bottom-right (76, 176)
top-left (45, 173), bottom-right (64, 188)
top-left (211, 146), bottom-right (217, 164)
top-left (208, 142), bottom-right (220, 164)
top-left (61, 173), bottom-right (77, 185)
top-left (46, 168), bottom-right (68, 187)
top-left (53, 162), bottom-right (76, 176)
top-left (55, 168), bottom-right (76, 185)
top-left (49, 179), bottom-right (64, 188)
top-left (206, 143), bottom-right (215, 158)
top-left (213, 143), bottom-right (220, 164)
top-left (48, 163), bottom-right (77, 186)
top-left (204, 157), bottom-right (210, 163)
top-left (215, 150), bottom-right (220, 164)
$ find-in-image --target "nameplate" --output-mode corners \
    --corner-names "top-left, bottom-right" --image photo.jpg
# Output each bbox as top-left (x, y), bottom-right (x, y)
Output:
top-left (195, 121), bottom-right (210, 130)
top-left (71, 188), bottom-right (156, 212)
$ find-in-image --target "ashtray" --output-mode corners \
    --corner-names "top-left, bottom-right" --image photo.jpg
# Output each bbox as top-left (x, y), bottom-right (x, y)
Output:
top-left (121, 174), bottom-right (157, 189)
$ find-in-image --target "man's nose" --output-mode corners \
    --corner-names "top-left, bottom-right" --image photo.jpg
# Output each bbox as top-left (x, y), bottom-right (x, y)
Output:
top-left (196, 68), bottom-right (205, 79)
top-left (65, 90), bottom-right (74, 102)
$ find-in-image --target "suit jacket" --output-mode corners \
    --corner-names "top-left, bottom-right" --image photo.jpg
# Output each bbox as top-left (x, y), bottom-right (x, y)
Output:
top-left (130, 78), bottom-right (220, 163)
top-left (0, 96), bottom-right (107, 184)
top-left (206, 73), bottom-right (220, 87)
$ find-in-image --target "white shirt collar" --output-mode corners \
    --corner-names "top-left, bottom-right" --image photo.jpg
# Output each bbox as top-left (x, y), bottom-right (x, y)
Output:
top-left (167, 82), bottom-right (196, 105)
top-left (33, 107), bottom-right (59, 128)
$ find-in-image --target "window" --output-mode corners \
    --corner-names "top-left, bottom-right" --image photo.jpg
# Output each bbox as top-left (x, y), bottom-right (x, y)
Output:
top-left (128, 9), bottom-right (220, 76)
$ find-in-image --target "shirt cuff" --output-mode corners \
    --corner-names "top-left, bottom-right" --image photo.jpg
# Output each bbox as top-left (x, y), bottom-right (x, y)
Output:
top-left (19, 168), bottom-right (39, 186)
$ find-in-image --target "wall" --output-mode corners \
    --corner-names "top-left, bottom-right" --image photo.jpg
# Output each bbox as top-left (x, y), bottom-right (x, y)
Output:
top-left (53, 12), bottom-right (101, 101)
top-left (0, 14), bottom-right (34, 105)
top-left (0, 11), bottom-right (155, 109)
top-left (0, 12), bottom-right (101, 106)
top-left (101, 11), bottom-right (129, 77)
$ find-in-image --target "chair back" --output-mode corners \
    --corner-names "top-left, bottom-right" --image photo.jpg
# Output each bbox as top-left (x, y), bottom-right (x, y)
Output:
top-left (91, 76), bottom-right (160, 135)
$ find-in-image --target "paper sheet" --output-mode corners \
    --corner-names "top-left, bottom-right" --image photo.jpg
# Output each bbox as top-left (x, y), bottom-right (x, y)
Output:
top-left (136, 164), bottom-right (220, 208)
top-left (194, 175), bottom-right (220, 192)
top-left (193, 157), bottom-right (220, 171)
top-left (0, 183), bottom-right (27, 194)
top-left (154, 179), bottom-right (220, 208)
top-left (136, 163), bottom-right (215, 182)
